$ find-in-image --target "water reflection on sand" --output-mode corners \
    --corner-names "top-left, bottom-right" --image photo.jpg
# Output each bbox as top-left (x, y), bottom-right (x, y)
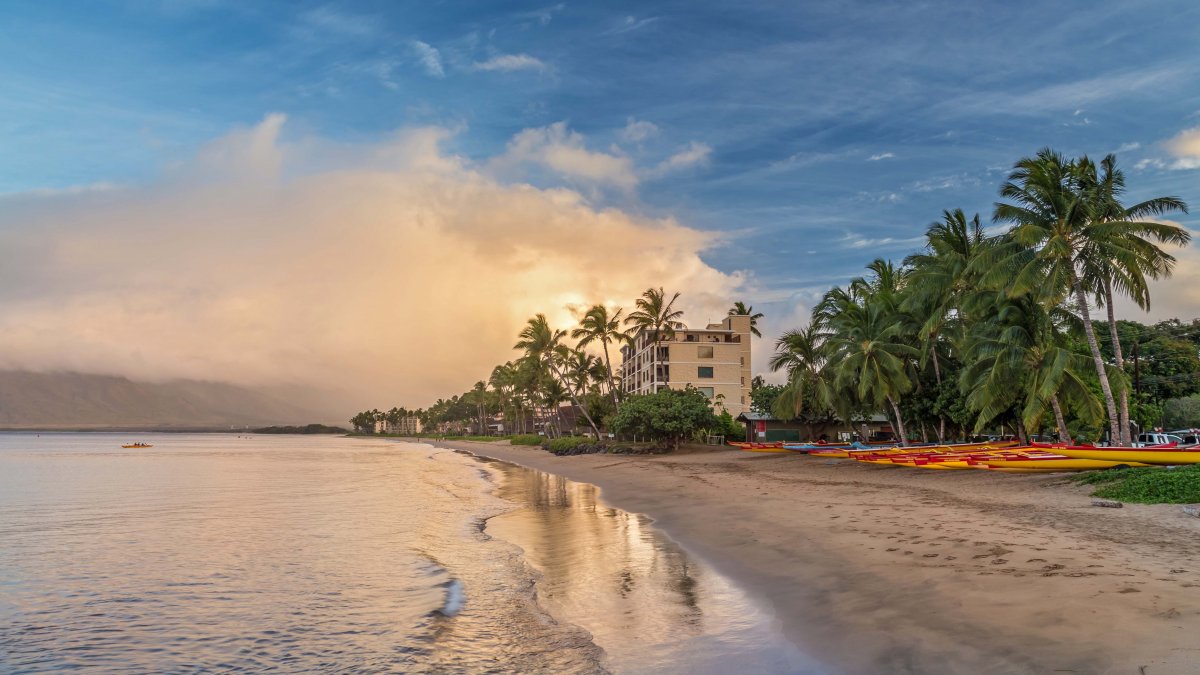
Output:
top-left (485, 462), bottom-right (821, 675)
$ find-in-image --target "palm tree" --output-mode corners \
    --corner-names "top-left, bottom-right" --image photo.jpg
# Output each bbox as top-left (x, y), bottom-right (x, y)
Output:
top-left (624, 288), bottom-right (685, 393)
top-left (987, 149), bottom-right (1120, 443)
top-left (490, 362), bottom-right (518, 434)
top-left (902, 209), bottom-right (987, 440)
top-left (822, 298), bottom-right (919, 446)
top-left (990, 149), bottom-right (1189, 445)
top-left (960, 295), bottom-right (1102, 441)
top-left (571, 304), bottom-right (629, 408)
top-left (767, 323), bottom-right (833, 438)
top-left (515, 314), bottom-right (602, 437)
top-left (728, 301), bottom-right (764, 338)
top-left (1076, 154), bottom-right (1190, 444)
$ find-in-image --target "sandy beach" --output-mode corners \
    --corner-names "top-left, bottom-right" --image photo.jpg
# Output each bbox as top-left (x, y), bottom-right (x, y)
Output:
top-left (423, 439), bottom-right (1200, 675)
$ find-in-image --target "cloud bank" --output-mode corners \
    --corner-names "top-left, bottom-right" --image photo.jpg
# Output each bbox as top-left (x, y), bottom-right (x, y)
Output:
top-left (0, 116), bottom-right (743, 412)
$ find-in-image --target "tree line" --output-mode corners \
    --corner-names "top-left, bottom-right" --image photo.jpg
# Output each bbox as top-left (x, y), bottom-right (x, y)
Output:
top-left (766, 149), bottom-right (1190, 446)
top-left (351, 292), bottom-right (761, 440)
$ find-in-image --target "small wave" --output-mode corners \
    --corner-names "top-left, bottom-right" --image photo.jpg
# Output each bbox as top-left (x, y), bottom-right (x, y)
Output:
top-left (433, 579), bottom-right (464, 617)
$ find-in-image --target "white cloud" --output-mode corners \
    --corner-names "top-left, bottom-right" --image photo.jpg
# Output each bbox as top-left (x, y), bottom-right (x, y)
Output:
top-left (1112, 225), bottom-right (1200, 321)
top-left (293, 7), bottom-right (376, 40)
top-left (0, 115), bottom-right (743, 411)
top-left (411, 40), bottom-right (444, 78)
top-left (1165, 127), bottom-right (1200, 170)
top-left (650, 141), bottom-right (712, 176)
top-left (1115, 142), bottom-right (1141, 153)
top-left (472, 54), bottom-right (549, 73)
top-left (620, 118), bottom-right (659, 143)
top-left (605, 16), bottom-right (659, 35)
top-left (495, 121), bottom-right (637, 189)
top-left (518, 3), bottom-right (565, 26)
top-left (867, 152), bottom-right (894, 161)
top-left (952, 66), bottom-right (1183, 117)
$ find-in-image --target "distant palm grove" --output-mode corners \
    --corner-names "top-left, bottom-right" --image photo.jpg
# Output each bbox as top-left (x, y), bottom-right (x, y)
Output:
top-left (353, 148), bottom-right (1195, 447)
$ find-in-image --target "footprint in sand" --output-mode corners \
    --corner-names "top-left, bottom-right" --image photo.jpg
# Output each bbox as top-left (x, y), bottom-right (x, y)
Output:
top-left (923, 553), bottom-right (939, 558)
top-left (886, 547), bottom-right (899, 552)
top-left (1118, 587), bottom-right (1141, 594)
top-left (1027, 558), bottom-right (1047, 563)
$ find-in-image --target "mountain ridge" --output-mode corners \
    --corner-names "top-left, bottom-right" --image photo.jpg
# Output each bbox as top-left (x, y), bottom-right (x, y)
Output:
top-left (0, 370), bottom-right (331, 429)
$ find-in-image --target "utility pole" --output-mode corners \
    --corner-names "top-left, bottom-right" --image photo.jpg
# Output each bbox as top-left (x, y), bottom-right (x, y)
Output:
top-left (1133, 341), bottom-right (1141, 397)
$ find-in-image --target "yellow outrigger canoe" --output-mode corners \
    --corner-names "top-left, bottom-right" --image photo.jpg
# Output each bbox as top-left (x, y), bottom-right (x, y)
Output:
top-left (984, 457), bottom-right (1150, 470)
top-left (1046, 447), bottom-right (1200, 465)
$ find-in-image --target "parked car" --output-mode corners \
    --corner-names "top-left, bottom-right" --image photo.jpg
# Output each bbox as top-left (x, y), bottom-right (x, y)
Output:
top-left (1136, 432), bottom-right (1185, 447)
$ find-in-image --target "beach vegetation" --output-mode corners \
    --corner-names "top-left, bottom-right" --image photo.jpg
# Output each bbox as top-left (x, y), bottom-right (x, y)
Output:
top-left (609, 387), bottom-right (720, 451)
top-left (510, 434), bottom-right (543, 446)
top-left (1163, 394), bottom-right (1200, 430)
top-left (1070, 464), bottom-right (1200, 504)
top-left (759, 149), bottom-right (1189, 445)
top-left (571, 304), bottom-right (632, 409)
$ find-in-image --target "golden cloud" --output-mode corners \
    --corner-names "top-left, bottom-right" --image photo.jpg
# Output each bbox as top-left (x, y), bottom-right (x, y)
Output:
top-left (0, 116), bottom-right (744, 411)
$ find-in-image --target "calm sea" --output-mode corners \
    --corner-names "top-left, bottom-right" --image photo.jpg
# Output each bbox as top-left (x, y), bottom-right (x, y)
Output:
top-left (0, 433), bottom-right (818, 673)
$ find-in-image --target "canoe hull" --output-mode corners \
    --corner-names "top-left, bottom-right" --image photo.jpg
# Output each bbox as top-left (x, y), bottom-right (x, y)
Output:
top-left (1051, 448), bottom-right (1200, 465)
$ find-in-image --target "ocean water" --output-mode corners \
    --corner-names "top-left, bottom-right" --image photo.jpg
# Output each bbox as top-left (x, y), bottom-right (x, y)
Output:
top-left (0, 433), bottom-right (818, 673)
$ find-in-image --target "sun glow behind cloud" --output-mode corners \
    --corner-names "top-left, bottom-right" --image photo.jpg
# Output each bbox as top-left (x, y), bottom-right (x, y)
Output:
top-left (0, 116), bottom-right (744, 411)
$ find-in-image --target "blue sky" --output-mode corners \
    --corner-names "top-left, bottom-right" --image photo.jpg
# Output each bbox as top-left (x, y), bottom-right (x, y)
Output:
top-left (4, 0), bottom-right (1200, 322)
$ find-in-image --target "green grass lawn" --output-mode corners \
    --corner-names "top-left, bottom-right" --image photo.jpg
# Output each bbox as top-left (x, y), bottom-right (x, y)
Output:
top-left (1069, 464), bottom-right (1200, 504)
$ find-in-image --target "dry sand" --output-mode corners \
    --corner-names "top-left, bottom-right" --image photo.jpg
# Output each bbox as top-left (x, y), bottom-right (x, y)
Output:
top-left (417, 439), bottom-right (1200, 675)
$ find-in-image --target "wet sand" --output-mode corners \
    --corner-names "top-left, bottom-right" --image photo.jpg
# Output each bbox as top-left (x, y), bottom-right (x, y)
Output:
top-left (422, 439), bottom-right (1200, 675)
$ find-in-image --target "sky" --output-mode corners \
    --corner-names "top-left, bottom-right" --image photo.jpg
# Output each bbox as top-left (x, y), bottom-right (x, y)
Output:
top-left (2, 1), bottom-right (1199, 411)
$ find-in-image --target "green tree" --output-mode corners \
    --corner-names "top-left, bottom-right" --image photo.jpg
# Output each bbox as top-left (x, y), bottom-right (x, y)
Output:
top-left (609, 387), bottom-right (720, 450)
top-left (515, 314), bottom-right (602, 437)
top-left (989, 149), bottom-right (1188, 445)
top-left (624, 287), bottom-right (685, 394)
top-left (571, 304), bottom-right (629, 409)
top-left (767, 323), bottom-right (832, 423)
top-left (1162, 395), bottom-right (1200, 429)
top-left (1077, 154), bottom-right (1190, 443)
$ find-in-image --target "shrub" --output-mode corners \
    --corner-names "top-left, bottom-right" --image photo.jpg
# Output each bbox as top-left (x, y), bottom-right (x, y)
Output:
top-left (546, 436), bottom-right (593, 454)
top-left (510, 434), bottom-right (543, 446)
top-left (1070, 464), bottom-right (1200, 504)
top-left (1163, 394), bottom-right (1200, 429)
top-left (610, 387), bottom-right (720, 450)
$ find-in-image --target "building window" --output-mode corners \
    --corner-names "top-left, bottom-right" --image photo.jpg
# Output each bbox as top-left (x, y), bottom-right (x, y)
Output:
top-left (698, 346), bottom-right (714, 359)
top-left (740, 376), bottom-right (745, 385)
top-left (739, 356), bottom-right (745, 366)
top-left (698, 387), bottom-right (714, 398)
top-left (741, 396), bottom-right (746, 404)
top-left (697, 366), bottom-right (714, 378)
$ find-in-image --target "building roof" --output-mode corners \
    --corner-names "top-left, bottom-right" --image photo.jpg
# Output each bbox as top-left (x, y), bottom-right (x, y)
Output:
top-left (736, 411), bottom-right (891, 423)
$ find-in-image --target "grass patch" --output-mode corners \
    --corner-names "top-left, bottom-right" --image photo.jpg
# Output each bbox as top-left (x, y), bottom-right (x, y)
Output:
top-left (510, 434), bottom-right (543, 446)
top-left (446, 435), bottom-right (511, 442)
top-left (1069, 464), bottom-right (1200, 504)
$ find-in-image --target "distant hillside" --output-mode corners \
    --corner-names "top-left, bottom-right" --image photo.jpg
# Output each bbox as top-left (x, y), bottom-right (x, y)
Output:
top-left (0, 371), bottom-right (329, 429)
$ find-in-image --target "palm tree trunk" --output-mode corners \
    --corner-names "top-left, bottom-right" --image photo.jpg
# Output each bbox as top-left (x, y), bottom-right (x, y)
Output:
top-left (930, 342), bottom-right (947, 443)
top-left (548, 362), bottom-right (602, 437)
top-left (887, 396), bottom-right (909, 448)
top-left (1103, 278), bottom-right (1132, 446)
top-left (602, 339), bottom-right (620, 409)
top-left (1050, 395), bottom-right (1071, 443)
top-left (1071, 272), bottom-right (1122, 446)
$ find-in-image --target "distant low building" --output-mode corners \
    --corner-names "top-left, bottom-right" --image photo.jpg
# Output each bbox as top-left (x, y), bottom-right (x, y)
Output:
top-left (619, 314), bottom-right (752, 417)
top-left (736, 411), bottom-right (894, 443)
top-left (375, 416), bottom-right (423, 435)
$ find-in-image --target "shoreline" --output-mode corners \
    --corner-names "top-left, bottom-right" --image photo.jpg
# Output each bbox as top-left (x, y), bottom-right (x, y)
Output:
top-left (415, 438), bottom-right (1200, 675)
